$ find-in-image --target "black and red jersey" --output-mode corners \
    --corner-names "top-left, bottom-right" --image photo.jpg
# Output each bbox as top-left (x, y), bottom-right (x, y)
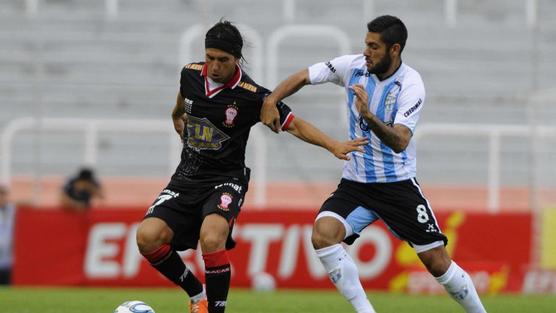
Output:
top-left (170, 62), bottom-right (294, 187)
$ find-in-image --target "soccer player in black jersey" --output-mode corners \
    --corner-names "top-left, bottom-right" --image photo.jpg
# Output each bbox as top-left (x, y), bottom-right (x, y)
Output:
top-left (135, 20), bottom-right (367, 313)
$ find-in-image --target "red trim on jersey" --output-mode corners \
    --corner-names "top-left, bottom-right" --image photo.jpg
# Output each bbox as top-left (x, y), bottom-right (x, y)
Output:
top-left (143, 244), bottom-right (171, 264)
top-left (203, 250), bottom-right (230, 268)
top-left (201, 64), bottom-right (242, 98)
top-left (281, 112), bottom-right (295, 131)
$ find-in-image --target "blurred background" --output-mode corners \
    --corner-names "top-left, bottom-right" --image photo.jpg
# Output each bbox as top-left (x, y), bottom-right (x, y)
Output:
top-left (1, 0), bottom-right (555, 294)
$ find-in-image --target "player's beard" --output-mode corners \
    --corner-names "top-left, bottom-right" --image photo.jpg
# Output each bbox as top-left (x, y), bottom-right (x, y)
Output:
top-left (367, 53), bottom-right (392, 76)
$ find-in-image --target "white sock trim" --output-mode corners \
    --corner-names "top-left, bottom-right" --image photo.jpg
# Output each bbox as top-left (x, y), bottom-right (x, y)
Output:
top-left (435, 261), bottom-right (457, 284)
top-left (315, 244), bottom-right (344, 272)
top-left (315, 243), bottom-right (343, 257)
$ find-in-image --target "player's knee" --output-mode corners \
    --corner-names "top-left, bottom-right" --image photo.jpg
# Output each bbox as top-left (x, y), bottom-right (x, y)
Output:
top-left (419, 247), bottom-right (451, 277)
top-left (136, 228), bottom-right (161, 255)
top-left (311, 219), bottom-right (344, 249)
top-left (311, 231), bottom-right (337, 249)
top-left (136, 220), bottom-right (172, 255)
top-left (200, 233), bottom-right (226, 253)
top-left (311, 217), bottom-right (346, 248)
top-left (199, 214), bottom-right (229, 253)
top-left (426, 259), bottom-right (449, 277)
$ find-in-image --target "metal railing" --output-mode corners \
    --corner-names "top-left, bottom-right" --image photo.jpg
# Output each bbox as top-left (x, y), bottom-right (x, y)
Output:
top-left (266, 24), bottom-right (351, 88)
top-left (2, 119), bottom-right (554, 211)
top-left (0, 118), bottom-right (178, 183)
top-left (0, 117), bottom-right (268, 207)
top-left (20, 0), bottom-right (540, 28)
top-left (414, 123), bottom-right (556, 212)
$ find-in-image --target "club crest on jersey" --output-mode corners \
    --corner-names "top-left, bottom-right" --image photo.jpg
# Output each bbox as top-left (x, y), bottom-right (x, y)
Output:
top-left (223, 104), bottom-right (239, 128)
top-left (185, 115), bottom-right (230, 150)
top-left (383, 82), bottom-right (401, 125)
top-left (218, 192), bottom-right (233, 211)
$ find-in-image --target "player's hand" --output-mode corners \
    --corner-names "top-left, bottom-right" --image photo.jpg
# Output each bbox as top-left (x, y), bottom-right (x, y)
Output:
top-left (261, 95), bottom-right (281, 133)
top-left (350, 84), bottom-right (369, 116)
top-left (331, 137), bottom-right (368, 160)
top-left (173, 114), bottom-right (187, 138)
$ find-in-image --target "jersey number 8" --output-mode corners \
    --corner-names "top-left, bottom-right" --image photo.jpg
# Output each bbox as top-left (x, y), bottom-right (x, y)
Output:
top-left (416, 204), bottom-right (430, 223)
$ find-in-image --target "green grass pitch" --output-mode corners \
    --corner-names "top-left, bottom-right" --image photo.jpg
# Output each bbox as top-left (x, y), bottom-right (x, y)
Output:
top-left (1, 287), bottom-right (555, 312)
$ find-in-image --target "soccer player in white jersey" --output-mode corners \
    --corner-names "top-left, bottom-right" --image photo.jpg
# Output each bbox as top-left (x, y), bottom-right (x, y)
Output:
top-left (261, 15), bottom-right (487, 313)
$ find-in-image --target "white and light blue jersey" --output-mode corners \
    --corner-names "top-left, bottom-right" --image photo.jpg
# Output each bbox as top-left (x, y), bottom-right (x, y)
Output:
top-left (309, 54), bottom-right (425, 183)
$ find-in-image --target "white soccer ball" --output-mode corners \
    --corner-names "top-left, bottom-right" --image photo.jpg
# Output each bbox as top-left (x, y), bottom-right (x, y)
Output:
top-left (251, 272), bottom-right (276, 292)
top-left (114, 300), bottom-right (155, 313)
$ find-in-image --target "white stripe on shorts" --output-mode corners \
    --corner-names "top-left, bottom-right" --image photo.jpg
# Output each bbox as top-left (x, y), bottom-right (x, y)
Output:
top-left (316, 211), bottom-right (354, 239)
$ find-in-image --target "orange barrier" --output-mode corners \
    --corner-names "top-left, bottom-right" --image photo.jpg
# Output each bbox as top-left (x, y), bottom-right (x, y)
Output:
top-left (10, 176), bottom-right (551, 212)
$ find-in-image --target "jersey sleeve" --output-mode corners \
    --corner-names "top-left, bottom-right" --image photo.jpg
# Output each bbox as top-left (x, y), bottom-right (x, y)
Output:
top-left (257, 86), bottom-right (296, 131)
top-left (393, 78), bottom-right (426, 133)
top-left (180, 63), bottom-right (203, 97)
top-left (308, 54), bottom-right (356, 87)
top-left (179, 66), bottom-right (187, 97)
top-left (276, 100), bottom-right (295, 130)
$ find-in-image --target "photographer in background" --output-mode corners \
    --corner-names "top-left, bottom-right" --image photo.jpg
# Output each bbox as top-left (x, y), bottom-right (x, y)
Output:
top-left (60, 167), bottom-right (104, 213)
top-left (0, 184), bottom-right (15, 285)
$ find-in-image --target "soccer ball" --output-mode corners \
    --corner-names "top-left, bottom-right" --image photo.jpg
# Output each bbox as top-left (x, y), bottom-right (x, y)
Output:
top-left (114, 300), bottom-right (155, 313)
top-left (251, 271), bottom-right (276, 292)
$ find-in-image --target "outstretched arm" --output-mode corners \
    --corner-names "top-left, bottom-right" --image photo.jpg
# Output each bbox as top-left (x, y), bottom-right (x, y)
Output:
top-left (351, 84), bottom-right (411, 153)
top-left (286, 117), bottom-right (367, 161)
top-left (261, 69), bottom-right (311, 133)
top-left (171, 91), bottom-right (187, 138)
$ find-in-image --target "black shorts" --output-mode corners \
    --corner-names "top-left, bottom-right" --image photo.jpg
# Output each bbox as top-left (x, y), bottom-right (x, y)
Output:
top-left (319, 178), bottom-right (448, 248)
top-left (144, 178), bottom-right (248, 251)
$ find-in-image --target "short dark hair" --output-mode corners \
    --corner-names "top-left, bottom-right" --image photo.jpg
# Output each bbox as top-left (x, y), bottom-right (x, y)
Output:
top-left (205, 19), bottom-right (244, 59)
top-left (77, 167), bottom-right (95, 181)
top-left (367, 15), bottom-right (408, 52)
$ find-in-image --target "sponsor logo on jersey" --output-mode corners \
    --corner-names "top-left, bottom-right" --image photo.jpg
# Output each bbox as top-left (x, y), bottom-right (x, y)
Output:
top-left (184, 97), bottom-right (193, 114)
top-left (403, 98), bottom-right (422, 117)
top-left (218, 192), bottom-right (233, 211)
top-left (325, 61), bottom-right (336, 73)
top-left (238, 81), bottom-right (257, 92)
top-left (214, 182), bottom-right (243, 193)
top-left (222, 104), bottom-right (239, 128)
top-left (185, 63), bottom-right (203, 71)
top-left (355, 69), bottom-right (371, 77)
top-left (185, 116), bottom-right (230, 150)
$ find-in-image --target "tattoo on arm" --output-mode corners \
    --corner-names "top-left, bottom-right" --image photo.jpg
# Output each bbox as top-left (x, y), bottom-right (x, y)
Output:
top-left (363, 113), bottom-right (409, 153)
